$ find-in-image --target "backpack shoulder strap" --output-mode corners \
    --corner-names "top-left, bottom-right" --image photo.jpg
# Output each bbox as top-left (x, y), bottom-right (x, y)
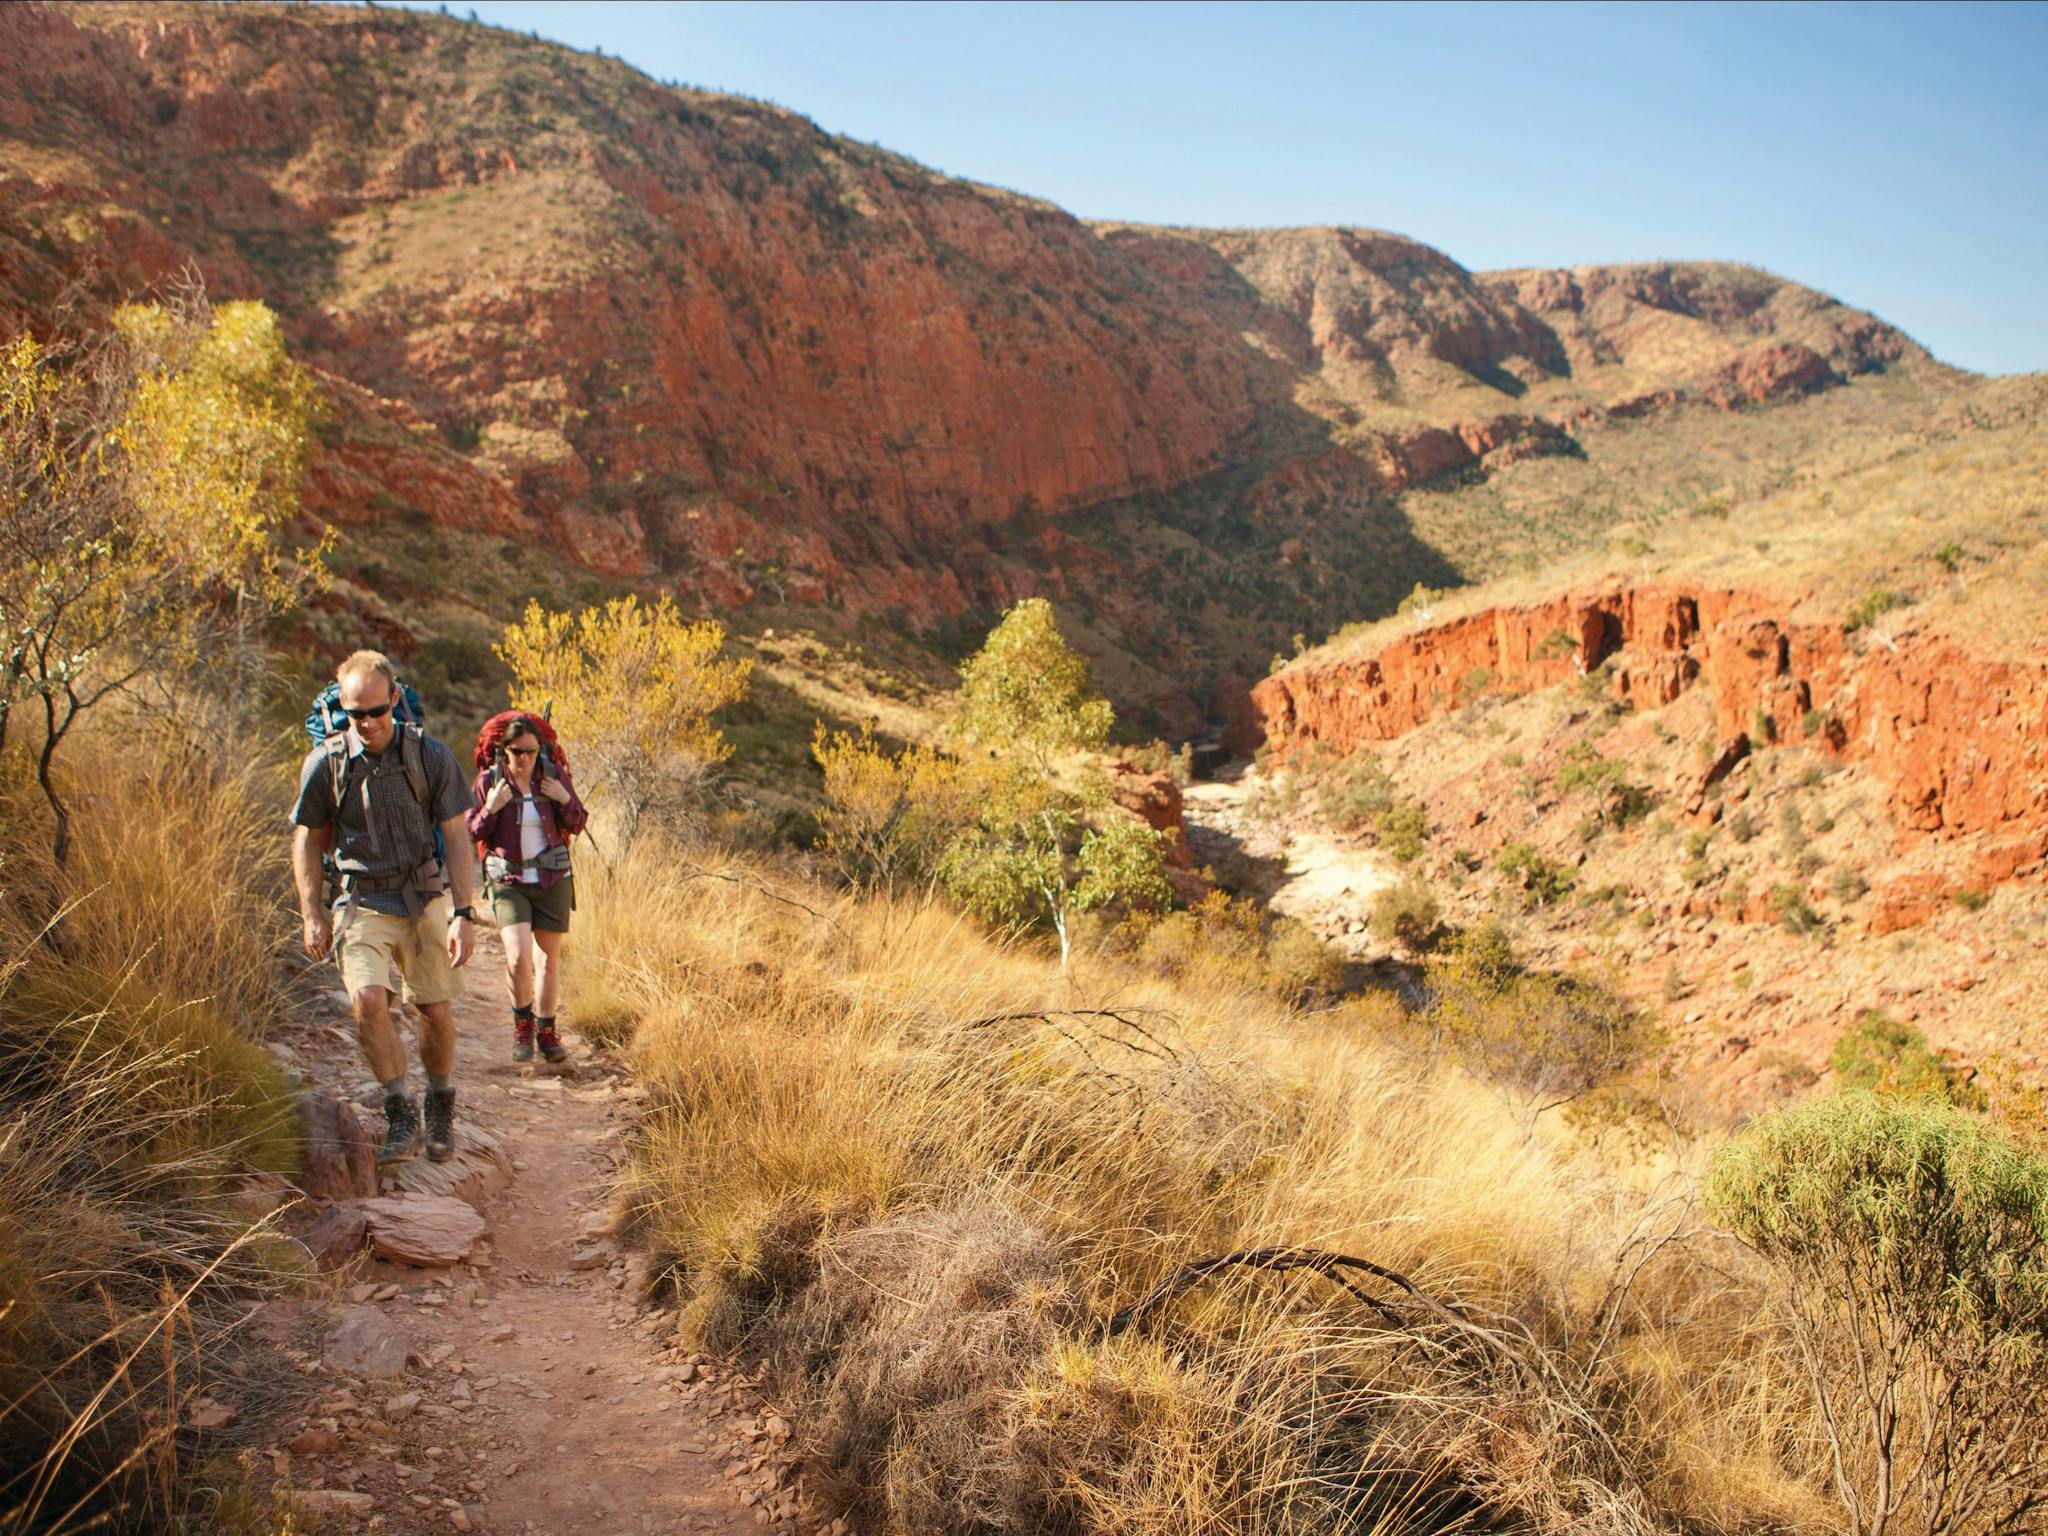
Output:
top-left (322, 730), bottom-right (351, 814)
top-left (399, 724), bottom-right (430, 810)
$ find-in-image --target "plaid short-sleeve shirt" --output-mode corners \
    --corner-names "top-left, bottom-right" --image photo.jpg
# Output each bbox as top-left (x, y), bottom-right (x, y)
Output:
top-left (290, 727), bottom-right (471, 915)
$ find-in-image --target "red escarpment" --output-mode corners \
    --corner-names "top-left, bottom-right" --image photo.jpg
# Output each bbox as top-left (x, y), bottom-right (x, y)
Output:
top-left (1252, 585), bottom-right (2048, 921)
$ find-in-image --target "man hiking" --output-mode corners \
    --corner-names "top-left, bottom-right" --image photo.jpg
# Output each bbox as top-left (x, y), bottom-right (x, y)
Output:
top-left (290, 650), bottom-right (482, 1165)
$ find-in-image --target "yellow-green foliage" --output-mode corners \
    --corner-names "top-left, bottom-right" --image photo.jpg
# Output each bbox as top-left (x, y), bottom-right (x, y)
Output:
top-left (2, 296), bottom-right (321, 866)
top-left (497, 594), bottom-right (752, 841)
top-left (112, 298), bottom-right (323, 606)
top-left (939, 603), bottom-right (1171, 970)
top-left (0, 724), bottom-right (303, 1533)
top-left (810, 723), bottom-right (984, 893)
top-left (571, 838), bottom-right (1827, 1536)
top-left (954, 597), bottom-right (1113, 775)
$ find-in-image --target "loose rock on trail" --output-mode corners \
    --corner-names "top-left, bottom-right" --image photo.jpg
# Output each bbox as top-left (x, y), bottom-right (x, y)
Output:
top-left (226, 936), bottom-right (846, 1536)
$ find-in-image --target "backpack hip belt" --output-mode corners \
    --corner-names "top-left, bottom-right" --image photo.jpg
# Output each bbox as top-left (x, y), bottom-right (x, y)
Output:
top-left (485, 843), bottom-right (573, 883)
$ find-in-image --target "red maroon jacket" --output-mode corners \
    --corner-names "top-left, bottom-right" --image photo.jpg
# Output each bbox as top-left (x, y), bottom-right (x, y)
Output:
top-left (465, 764), bottom-right (587, 889)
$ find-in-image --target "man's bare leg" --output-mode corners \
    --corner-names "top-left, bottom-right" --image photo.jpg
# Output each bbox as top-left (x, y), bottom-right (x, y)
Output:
top-left (354, 985), bottom-right (406, 1081)
top-left (418, 1000), bottom-right (456, 1078)
top-left (356, 985), bottom-right (423, 1162)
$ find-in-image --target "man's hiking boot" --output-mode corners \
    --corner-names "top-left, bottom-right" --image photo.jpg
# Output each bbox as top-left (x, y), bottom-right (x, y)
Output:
top-left (424, 1086), bottom-right (457, 1163)
top-left (377, 1092), bottom-right (423, 1165)
top-left (512, 1014), bottom-right (534, 1063)
top-left (536, 1019), bottom-right (567, 1065)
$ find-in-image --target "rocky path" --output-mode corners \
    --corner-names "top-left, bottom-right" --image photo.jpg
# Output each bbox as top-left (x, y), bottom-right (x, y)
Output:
top-left (248, 936), bottom-right (838, 1536)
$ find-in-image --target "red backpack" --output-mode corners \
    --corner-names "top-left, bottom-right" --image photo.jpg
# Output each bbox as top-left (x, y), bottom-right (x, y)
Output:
top-left (474, 709), bottom-right (570, 777)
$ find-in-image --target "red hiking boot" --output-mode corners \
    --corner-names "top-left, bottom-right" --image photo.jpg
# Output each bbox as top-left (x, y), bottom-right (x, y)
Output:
top-left (512, 1013), bottom-right (535, 1063)
top-left (536, 1018), bottom-right (567, 1065)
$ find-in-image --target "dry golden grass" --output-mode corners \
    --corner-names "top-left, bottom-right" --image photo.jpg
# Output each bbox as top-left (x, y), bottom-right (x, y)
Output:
top-left (573, 837), bottom-right (1840, 1535)
top-left (1306, 373), bottom-right (2048, 670)
top-left (0, 723), bottom-right (308, 1535)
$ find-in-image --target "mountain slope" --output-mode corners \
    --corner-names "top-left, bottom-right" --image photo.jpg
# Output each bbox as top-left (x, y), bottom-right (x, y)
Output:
top-left (0, 1), bottom-right (1991, 728)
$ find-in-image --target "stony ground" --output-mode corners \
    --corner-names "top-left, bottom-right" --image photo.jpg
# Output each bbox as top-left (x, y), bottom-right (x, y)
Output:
top-left (228, 935), bottom-right (851, 1536)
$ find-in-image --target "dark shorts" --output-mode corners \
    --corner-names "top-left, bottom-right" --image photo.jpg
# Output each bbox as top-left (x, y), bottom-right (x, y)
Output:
top-left (488, 876), bottom-right (574, 934)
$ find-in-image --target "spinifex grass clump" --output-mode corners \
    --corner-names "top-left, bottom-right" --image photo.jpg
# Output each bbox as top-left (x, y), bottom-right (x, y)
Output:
top-left (1705, 1094), bottom-right (2048, 1536)
top-left (579, 836), bottom-right (1829, 1536)
top-left (0, 728), bottom-right (303, 1534)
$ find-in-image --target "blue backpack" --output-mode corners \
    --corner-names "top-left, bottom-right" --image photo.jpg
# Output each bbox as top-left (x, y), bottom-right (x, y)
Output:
top-left (304, 679), bottom-right (426, 745)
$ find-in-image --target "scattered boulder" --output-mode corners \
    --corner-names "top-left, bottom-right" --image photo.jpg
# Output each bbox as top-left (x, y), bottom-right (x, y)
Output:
top-left (362, 1195), bottom-right (486, 1268)
top-left (323, 1306), bottom-right (409, 1380)
top-left (288, 1427), bottom-right (340, 1455)
top-left (1681, 733), bottom-right (1750, 818)
top-left (300, 1203), bottom-right (371, 1269)
top-left (300, 1091), bottom-right (377, 1203)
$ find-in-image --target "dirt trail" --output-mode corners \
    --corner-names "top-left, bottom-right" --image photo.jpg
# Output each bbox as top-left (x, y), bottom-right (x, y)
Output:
top-left (260, 936), bottom-right (831, 1536)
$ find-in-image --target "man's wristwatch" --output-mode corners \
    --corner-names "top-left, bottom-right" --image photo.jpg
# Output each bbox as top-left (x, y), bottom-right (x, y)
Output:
top-left (450, 905), bottom-right (474, 923)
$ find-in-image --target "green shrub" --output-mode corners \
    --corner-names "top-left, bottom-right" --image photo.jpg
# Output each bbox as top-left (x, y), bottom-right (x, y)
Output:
top-left (1704, 1095), bottom-right (2048, 1536)
top-left (1495, 841), bottom-right (1574, 905)
top-left (1375, 799), bottom-right (1429, 862)
top-left (1727, 809), bottom-right (1757, 844)
top-left (1931, 539), bottom-right (1965, 573)
top-left (1454, 666), bottom-right (1494, 705)
top-left (1317, 752), bottom-right (1393, 828)
top-left (1260, 918), bottom-right (1345, 1003)
top-left (1428, 951), bottom-right (1661, 1108)
top-left (1368, 878), bottom-right (1440, 952)
top-left (1830, 1010), bottom-right (1976, 1105)
top-left (1554, 742), bottom-right (1622, 796)
top-left (1771, 884), bottom-right (1825, 937)
top-left (1830, 868), bottom-right (1869, 902)
top-left (1952, 887), bottom-right (1991, 911)
top-left (1844, 586), bottom-right (1907, 633)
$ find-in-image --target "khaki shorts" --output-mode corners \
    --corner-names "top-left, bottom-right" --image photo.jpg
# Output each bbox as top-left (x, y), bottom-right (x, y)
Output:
top-left (488, 876), bottom-right (574, 935)
top-left (335, 894), bottom-right (464, 1007)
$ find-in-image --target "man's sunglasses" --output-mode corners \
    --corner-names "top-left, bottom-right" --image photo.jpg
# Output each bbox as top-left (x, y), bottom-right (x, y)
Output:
top-left (343, 702), bottom-right (394, 721)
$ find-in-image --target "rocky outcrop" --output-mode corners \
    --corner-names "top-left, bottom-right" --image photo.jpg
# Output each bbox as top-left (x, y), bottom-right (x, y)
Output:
top-left (1253, 583), bottom-right (2048, 913)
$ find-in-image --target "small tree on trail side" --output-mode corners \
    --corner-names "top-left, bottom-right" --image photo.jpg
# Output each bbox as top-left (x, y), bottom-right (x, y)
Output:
top-left (496, 594), bottom-right (752, 848)
top-left (1, 291), bottom-right (321, 867)
top-left (1704, 1093), bottom-right (2048, 1536)
top-left (942, 598), bottom-right (1169, 972)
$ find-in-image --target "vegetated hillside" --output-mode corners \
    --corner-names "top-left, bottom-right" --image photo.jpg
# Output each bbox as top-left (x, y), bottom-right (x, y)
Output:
top-left (0, 1), bottom-right (1985, 731)
top-left (1243, 382), bottom-right (2048, 1106)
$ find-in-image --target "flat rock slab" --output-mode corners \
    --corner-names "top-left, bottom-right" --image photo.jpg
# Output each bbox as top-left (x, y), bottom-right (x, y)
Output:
top-left (323, 1305), bottom-right (409, 1380)
top-left (383, 1119), bottom-right (513, 1208)
top-left (362, 1193), bottom-right (487, 1267)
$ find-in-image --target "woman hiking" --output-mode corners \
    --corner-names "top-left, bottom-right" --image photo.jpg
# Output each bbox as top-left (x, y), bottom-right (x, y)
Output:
top-left (467, 711), bottom-right (586, 1064)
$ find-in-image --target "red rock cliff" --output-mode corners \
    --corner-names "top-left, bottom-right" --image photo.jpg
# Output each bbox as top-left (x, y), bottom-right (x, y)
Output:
top-left (1253, 584), bottom-right (2048, 872)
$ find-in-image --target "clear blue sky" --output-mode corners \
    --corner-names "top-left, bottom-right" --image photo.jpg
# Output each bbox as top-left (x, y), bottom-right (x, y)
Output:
top-left (395, 1), bottom-right (2048, 375)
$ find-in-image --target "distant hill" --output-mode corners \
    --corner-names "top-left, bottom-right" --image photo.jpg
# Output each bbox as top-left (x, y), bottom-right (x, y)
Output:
top-left (0, 1), bottom-right (2001, 729)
